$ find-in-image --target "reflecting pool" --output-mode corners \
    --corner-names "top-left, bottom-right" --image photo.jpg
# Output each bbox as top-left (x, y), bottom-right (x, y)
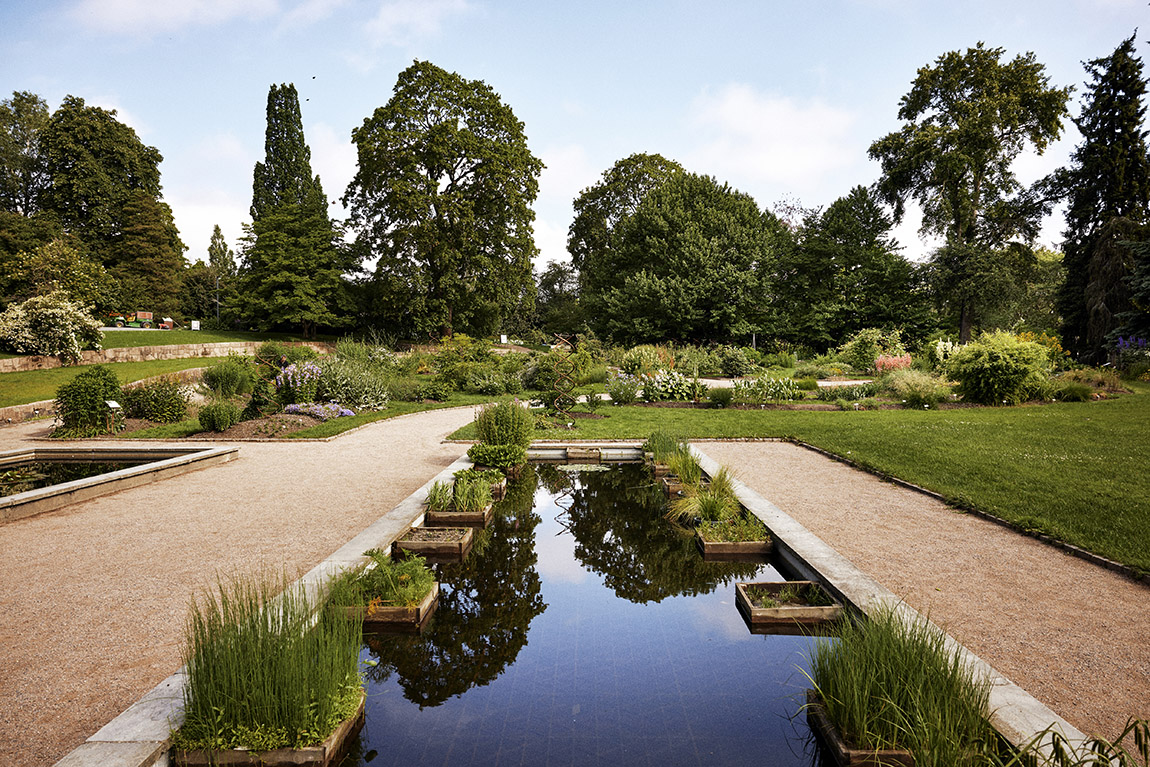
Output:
top-left (350, 463), bottom-right (823, 766)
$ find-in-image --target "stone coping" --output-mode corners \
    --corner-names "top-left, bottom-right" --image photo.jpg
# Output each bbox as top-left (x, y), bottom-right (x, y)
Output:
top-left (0, 446), bottom-right (239, 524)
top-left (0, 341), bottom-right (333, 374)
top-left (53, 443), bottom-right (1085, 766)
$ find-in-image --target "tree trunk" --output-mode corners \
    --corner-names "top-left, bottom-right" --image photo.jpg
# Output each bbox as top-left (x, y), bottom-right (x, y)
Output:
top-left (959, 302), bottom-right (972, 343)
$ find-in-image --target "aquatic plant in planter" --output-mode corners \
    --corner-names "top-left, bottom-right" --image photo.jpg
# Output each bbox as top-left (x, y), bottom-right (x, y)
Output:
top-left (735, 581), bottom-right (839, 633)
top-left (330, 550), bottom-right (439, 632)
top-left (426, 476), bottom-right (494, 527)
top-left (170, 571), bottom-right (364, 766)
top-left (696, 514), bottom-right (772, 560)
top-left (453, 467), bottom-right (507, 499)
top-left (466, 443), bottom-right (527, 475)
top-left (805, 605), bottom-right (999, 766)
top-left (393, 525), bottom-right (474, 562)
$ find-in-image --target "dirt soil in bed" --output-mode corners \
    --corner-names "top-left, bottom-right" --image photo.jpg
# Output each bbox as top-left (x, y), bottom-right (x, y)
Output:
top-left (0, 424), bottom-right (1145, 765)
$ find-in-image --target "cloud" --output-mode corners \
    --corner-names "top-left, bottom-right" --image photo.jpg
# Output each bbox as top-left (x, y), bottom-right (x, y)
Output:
top-left (365, 0), bottom-right (472, 46)
top-left (685, 84), bottom-right (862, 197)
top-left (280, 0), bottom-right (349, 28)
top-left (70, 0), bottom-right (278, 35)
top-left (307, 122), bottom-right (359, 209)
top-left (532, 143), bottom-right (601, 267)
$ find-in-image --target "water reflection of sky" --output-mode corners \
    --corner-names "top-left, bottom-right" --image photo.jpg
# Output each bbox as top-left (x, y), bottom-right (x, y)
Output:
top-left (355, 464), bottom-right (822, 767)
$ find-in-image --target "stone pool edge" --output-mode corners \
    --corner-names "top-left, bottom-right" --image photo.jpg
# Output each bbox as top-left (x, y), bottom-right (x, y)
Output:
top-left (51, 442), bottom-right (1085, 766)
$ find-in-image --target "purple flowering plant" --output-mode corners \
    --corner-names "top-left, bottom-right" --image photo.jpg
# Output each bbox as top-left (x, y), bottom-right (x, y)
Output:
top-left (275, 362), bottom-right (323, 404)
top-left (283, 401), bottom-right (356, 421)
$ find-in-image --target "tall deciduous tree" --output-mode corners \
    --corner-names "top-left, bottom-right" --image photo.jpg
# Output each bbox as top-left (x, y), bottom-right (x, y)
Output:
top-left (584, 171), bottom-right (786, 345)
top-left (783, 186), bottom-right (928, 350)
top-left (240, 83), bottom-right (350, 337)
top-left (345, 61), bottom-right (543, 339)
top-left (1053, 34), bottom-right (1150, 360)
top-left (568, 153), bottom-right (683, 281)
top-left (0, 91), bottom-right (51, 216)
top-left (869, 43), bottom-right (1070, 341)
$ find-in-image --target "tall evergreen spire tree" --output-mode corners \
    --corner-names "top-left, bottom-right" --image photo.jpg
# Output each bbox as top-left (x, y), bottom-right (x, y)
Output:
top-left (1056, 33), bottom-right (1150, 361)
top-left (240, 83), bottom-right (352, 337)
top-left (251, 84), bottom-right (326, 220)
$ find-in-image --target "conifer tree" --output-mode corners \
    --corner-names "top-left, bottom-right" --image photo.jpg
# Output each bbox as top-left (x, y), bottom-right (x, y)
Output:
top-left (240, 83), bottom-right (351, 337)
top-left (1055, 34), bottom-right (1150, 360)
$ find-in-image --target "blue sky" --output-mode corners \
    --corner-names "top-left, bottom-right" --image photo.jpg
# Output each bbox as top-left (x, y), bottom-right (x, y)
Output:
top-left (3, 0), bottom-right (1147, 269)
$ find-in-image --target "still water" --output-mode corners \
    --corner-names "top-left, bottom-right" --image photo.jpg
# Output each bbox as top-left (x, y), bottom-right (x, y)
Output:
top-left (0, 460), bottom-right (147, 497)
top-left (350, 463), bottom-right (821, 766)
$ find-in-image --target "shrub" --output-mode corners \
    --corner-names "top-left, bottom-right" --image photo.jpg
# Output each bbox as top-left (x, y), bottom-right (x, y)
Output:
top-left (813, 381), bottom-right (880, 401)
top-left (467, 443), bottom-right (527, 469)
top-left (732, 376), bottom-right (800, 404)
top-left (947, 331), bottom-right (1050, 405)
top-left (121, 376), bottom-right (190, 422)
top-left (0, 291), bottom-right (103, 364)
top-left (1054, 368), bottom-right (1123, 392)
top-left (473, 400), bottom-right (534, 447)
top-left (201, 358), bottom-right (253, 397)
top-left (198, 401), bottom-right (242, 432)
top-left (605, 371), bottom-right (641, 405)
top-left (414, 380), bottom-right (451, 402)
top-left (620, 345), bottom-right (671, 375)
top-left (316, 357), bottom-right (390, 410)
top-left (836, 328), bottom-right (906, 372)
top-left (1116, 336), bottom-right (1150, 379)
top-left (584, 391), bottom-right (604, 412)
top-left (759, 350), bottom-right (797, 369)
top-left (880, 369), bottom-right (947, 409)
top-left (1017, 331), bottom-right (1072, 371)
top-left (275, 362), bottom-right (323, 405)
top-left (674, 345), bottom-right (722, 376)
top-left (254, 341), bottom-right (317, 372)
top-left (53, 365), bottom-right (123, 437)
top-left (794, 377), bottom-right (819, 391)
top-left (642, 370), bottom-right (694, 401)
top-left (718, 346), bottom-right (757, 377)
top-left (708, 386), bottom-right (734, 408)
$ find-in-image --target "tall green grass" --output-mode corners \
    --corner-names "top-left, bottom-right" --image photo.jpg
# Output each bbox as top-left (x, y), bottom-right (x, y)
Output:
top-left (808, 606), bottom-right (999, 766)
top-left (173, 571), bottom-right (362, 752)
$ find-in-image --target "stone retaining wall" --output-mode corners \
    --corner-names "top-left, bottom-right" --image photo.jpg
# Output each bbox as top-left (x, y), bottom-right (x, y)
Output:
top-left (0, 341), bottom-right (334, 373)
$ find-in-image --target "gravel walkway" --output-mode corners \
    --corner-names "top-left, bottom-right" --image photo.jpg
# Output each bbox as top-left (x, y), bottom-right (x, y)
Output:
top-left (0, 408), bottom-right (475, 767)
top-left (2, 424), bottom-right (1144, 766)
top-left (701, 440), bottom-right (1149, 741)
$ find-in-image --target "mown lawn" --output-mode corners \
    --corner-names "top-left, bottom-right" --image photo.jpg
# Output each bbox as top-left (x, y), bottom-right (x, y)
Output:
top-left (0, 359), bottom-right (223, 408)
top-left (98, 329), bottom-right (325, 348)
top-left (452, 387), bottom-right (1150, 573)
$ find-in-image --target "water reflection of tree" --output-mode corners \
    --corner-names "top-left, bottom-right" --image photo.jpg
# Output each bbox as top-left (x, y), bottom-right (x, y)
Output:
top-left (364, 469), bottom-right (546, 707)
top-left (564, 464), bottom-right (759, 603)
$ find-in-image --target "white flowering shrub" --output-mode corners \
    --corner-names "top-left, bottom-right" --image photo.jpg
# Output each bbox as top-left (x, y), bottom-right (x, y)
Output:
top-left (0, 291), bottom-right (103, 364)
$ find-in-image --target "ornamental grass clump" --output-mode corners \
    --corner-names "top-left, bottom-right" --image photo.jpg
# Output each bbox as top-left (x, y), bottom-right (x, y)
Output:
top-left (807, 605), bottom-right (998, 766)
top-left (453, 476), bottom-right (493, 512)
top-left (174, 570), bottom-right (362, 753)
top-left (426, 481), bottom-right (453, 512)
top-left (339, 550), bottom-right (435, 609)
top-left (643, 430), bottom-right (686, 464)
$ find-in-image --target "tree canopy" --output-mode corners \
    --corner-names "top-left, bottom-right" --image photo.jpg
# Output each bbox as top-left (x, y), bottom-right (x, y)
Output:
top-left (869, 44), bottom-right (1070, 340)
top-left (239, 83), bottom-right (350, 337)
top-left (1053, 33), bottom-right (1150, 360)
top-left (581, 170), bottom-right (786, 345)
top-left (0, 91), bottom-right (51, 216)
top-left (344, 60), bottom-right (543, 339)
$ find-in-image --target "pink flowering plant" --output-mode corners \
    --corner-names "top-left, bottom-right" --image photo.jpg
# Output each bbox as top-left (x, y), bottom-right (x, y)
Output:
top-left (875, 354), bottom-right (912, 373)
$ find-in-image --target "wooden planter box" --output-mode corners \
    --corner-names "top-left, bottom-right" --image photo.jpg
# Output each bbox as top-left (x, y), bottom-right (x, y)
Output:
top-left (735, 581), bottom-right (843, 634)
top-left (566, 446), bottom-right (600, 462)
top-left (652, 462), bottom-right (671, 478)
top-left (805, 689), bottom-right (915, 766)
top-left (695, 528), bottom-right (772, 561)
top-left (425, 503), bottom-right (493, 528)
top-left (335, 583), bottom-right (439, 633)
top-left (393, 526), bottom-right (474, 562)
top-left (490, 477), bottom-right (507, 500)
top-left (174, 690), bottom-right (366, 766)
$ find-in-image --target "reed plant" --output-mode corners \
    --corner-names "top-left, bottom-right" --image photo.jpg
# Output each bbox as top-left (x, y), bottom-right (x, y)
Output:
top-left (666, 448), bottom-right (703, 487)
top-left (426, 481), bottom-right (453, 512)
top-left (454, 476), bottom-right (493, 512)
top-left (806, 605), bottom-right (999, 766)
top-left (667, 486), bottom-right (739, 524)
top-left (173, 570), bottom-right (362, 752)
top-left (697, 514), bottom-right (768, 541)
top-left (643, 430), bottom-right (685, 463)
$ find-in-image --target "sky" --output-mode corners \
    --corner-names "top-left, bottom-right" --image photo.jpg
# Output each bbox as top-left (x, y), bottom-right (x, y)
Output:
top-left (3, 0), bottom-right (1148, 272)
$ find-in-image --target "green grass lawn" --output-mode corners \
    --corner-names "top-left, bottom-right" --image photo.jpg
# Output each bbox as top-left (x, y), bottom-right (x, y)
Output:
top-left (452, 388), bottom-right (1150, 573)
top-left (98, 329), bottom-right (326, 349)
top-left (0, 358), bottom-right (225, 408)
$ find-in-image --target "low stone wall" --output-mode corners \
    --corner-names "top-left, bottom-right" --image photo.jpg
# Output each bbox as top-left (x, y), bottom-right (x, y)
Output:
top-left (0, 341), bottom-right (334, 374)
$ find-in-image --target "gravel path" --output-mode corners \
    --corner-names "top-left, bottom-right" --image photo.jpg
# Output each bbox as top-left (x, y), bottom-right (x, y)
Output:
top-left (2, 424), bottom-right (1144, 766)
top-left (0, 408), bottom-right (475, 767)
top-left (701, 440), bottom-right (1150, 741)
